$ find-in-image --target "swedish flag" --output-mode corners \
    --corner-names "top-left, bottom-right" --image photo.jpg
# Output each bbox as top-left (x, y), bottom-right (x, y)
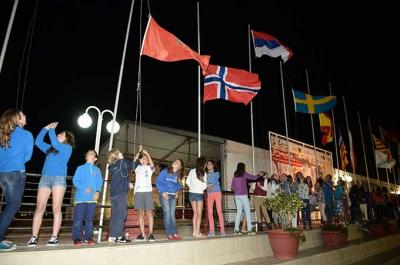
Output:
top-left (292, 89), bottom-right (336, 114)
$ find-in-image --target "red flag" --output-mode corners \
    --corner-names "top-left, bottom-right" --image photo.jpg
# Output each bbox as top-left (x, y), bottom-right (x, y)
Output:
top-left (203, 64), bottom-right (261, 105)
top-left (141, 16), bottom-right (210, 72)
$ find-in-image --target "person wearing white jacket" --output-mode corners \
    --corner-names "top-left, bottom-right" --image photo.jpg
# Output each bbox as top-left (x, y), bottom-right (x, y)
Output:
top-left (186, 156), bottom-right (207, 238)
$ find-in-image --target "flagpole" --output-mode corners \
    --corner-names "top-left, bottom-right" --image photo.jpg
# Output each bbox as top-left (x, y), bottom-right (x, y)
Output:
top-left (357, 111), bottom-right (371, 191)
top-left (247, 25), bottom-right (255, 173)
top-left (368, 116), bottom-right (381, 187)
top-left (97, 0), bottom-right (135, 243)
top-left (280, 61), bottom-right (291, 174)
top-left (343, 96), bottom-right (356, 184)
top-left (305, 70), bottom-right (318, 179)
top-left (329, 82), bottom-right (340, 180)
top-left (0, 0), bottom-right (19, 75)
top-left (196, 2), bottom-right (202, 157)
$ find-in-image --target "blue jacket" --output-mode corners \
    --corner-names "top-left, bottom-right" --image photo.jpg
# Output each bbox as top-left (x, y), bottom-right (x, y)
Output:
top-left (0, 127), bottom-right (34, 173)
top-left (156, 168), bottom-right (181, 194)
top-left (35, 128), bottom-right (72, 176)
top-left (108, 159), bottom-right (134, 197)
top-left (206, 171), bottom-right (221, 193)
top-left (73, 162), bottom-right (103, 203)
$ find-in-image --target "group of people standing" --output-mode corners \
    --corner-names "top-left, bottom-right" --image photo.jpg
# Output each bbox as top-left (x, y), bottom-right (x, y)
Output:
top-left (0, 108), bottom-right (228, 251)
top-left (0, 109), bottom-right (75, 251)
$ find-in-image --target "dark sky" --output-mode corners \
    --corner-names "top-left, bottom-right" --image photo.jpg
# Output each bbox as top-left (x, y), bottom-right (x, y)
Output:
top-left (1, 0), bottom-right (399, 177)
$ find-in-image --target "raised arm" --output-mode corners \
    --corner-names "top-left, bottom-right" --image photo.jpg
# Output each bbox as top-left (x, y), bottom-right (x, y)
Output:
top-left (142, 149), bottom-right (155, 170)
top-left (35, 128), bottom-right (51, 153)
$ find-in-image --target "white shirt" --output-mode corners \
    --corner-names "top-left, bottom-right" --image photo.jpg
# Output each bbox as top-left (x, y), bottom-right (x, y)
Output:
top-left (297, 183), bottom-right (309, 199)
top-left (186, 168), bottom-right (207, 194)
top-left (134, 164), bottom-right (155, 193)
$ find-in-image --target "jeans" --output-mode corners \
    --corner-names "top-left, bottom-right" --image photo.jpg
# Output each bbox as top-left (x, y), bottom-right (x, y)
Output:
top-left (159, 193), bottom-right (177, 236)
top-left (301, 199), bottom-right (311, 226)
top-left (0, 171), bottom-right (26, 241)
top-left (72, 203), bottom-right (97, 240)
top-left (109, 193), bottom-right (127, 238)
top-left (325, 199), bottom-right (334, 223)
top-left (234, 195), bottom-right (252, 231)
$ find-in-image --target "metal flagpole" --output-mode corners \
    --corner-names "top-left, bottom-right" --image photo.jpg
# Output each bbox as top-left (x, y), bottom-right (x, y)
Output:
top-left (305, 70), bottom-right (318, 178)
top-left (367, 116), bottom-right (381, 187)
top-left (197, 2), bottom-right (201, 157)
top-left (280, 61), bottom-right (291, 174)
top-left (97, 0), bottom-right (136, 243)
top-left (329, 82), bottom-right (340, 179)
top-left (343, 96), bottom-right (356, 184)
top-left (357, 111), bottom-right (371, 191)
top-left (0, 0), bottom-right (19, 75)
top-left (248, 25), bottom-right (255, 173)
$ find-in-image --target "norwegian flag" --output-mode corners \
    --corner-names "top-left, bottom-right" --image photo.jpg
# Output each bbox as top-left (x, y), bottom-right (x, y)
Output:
top-left (203, 64), bottom-right (261, 105)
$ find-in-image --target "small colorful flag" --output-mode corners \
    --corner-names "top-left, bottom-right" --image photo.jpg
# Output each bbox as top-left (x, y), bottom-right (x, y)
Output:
top-left (251, 30), bottom-right (293, 62)
top-left (141, 16), bottom-right (210, 72)
top-left (319, 113), bottom-right (333, 145)
top-left (373, 134), bottom-right (396, 168)
top-left (292, 89), bottom-right (336, 114)
top-left (339, 133), bottom-right (349, 172)
top-left (203, 64), bottom-right (261, 105)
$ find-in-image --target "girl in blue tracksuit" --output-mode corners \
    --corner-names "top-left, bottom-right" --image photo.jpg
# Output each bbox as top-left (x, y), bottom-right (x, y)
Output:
top-left (72, 150), bottom-right (103, 246)
top-left (28, 122), bottom-right (75, 247)
top-left (0, 109), bottom-right (33, 251)
top-left (156, 159), bottom-right (185, 240)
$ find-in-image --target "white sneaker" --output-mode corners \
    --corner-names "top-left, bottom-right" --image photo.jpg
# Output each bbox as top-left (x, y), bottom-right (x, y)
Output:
top-left (108, 237), bottom-right (117, 243)
top-left (46, 236), bottom-right (60, 246)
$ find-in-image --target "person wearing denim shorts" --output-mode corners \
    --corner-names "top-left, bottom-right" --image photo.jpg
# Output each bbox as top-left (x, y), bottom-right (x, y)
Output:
top-left (0, 109), bottom-right (34, 251)
top-left (28, 122), bottom-right (74, 247)
top-left (186, 156), bottom-right (208, 238)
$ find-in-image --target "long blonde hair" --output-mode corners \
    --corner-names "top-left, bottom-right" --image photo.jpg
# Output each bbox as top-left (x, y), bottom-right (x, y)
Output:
top-left (0, 109), bottom-right (21, 148)
top-left (107, 148), bottom-right (121, 164)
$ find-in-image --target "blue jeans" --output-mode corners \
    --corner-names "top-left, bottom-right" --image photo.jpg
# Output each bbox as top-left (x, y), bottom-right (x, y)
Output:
top-left (109, 193), bottom-right (127, 238)
top-left (301, 199), bottom-right (311, 226)
top-left (0, 171), bottom-right (26, 241)
top-left (72, 203), bottom-right (97, 240)
top-left (234, 195), bottom-right (252, 231)
top-left (325, 199), bottom-right (334, 223)
top-left (159, 193), bottom-right (177, 236)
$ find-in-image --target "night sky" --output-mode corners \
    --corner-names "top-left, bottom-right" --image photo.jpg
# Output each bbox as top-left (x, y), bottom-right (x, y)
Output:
top-left (1, 0), bottom-right (399, 178)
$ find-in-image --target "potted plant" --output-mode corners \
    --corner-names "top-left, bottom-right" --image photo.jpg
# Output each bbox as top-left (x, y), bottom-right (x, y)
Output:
top-left (321, 223), bottom-right (348, 248)
top-left (264, 192), bottom-right (306, 260)
top-left (368, 219), bottom-right (385, 238)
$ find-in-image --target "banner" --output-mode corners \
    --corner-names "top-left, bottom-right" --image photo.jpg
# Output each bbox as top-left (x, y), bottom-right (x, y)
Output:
top-left (269, 132), bottom-right (333, 184)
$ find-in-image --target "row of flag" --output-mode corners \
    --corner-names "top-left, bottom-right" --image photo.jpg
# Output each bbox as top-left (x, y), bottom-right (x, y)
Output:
top-left (140, 15), bottom-right (397, 173)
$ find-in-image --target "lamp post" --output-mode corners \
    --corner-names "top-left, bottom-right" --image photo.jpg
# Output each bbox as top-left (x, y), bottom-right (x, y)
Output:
top-left (77, 106), bottom-right (120, 153)
top-left (77, 105), bottom-right (120, 243)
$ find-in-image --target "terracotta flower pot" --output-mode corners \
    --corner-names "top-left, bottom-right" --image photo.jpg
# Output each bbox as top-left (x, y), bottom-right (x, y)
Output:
top-left (385, 221), bottom-right (399, 234)
top-left (322, 231), bottom-right (347, 248)
top-left (267, 230), bottom-right (300, 260)
top-left (369, 223), bottom-right (385, 237)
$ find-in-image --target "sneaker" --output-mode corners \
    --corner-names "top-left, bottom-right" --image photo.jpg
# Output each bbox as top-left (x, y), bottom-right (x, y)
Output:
top-left (83, 239), bottom-right (96, 246)
top-left (220, 231), bottom-right (226, 236)
top-left (134, 233), bottom-right (146, 242)
top-left (167, 235), bottom-right (175, 240)
top-left (234, 229), bottom-right (241, 235)
top-left (247, 231), bottom-right (256, 236)
top-left (147, 234), bottom-right (156, 242)
top-left (117, 236), bottom-right (131, 243)
top-left (27, 236), bottom-right (38, 247)
top-left (108, 236), bottom-right (117, 243)
top-left (46, 236), bottom-right (60, 246)
top-left (207, 231), bottom-right (215, 237)
top-left (0, 240), bottom-right (17, 251)
top-left (74, 240), bottom-right (83, 247)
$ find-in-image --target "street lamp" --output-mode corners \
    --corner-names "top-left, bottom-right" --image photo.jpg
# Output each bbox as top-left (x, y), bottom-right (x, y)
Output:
top-left (77, 106), bottom-right (120, 153)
